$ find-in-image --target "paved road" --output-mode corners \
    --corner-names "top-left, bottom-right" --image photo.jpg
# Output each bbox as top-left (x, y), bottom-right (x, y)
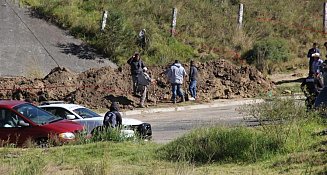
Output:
top-left (128, 104), bottom-right (246, 144)
top-left (0, 0), bottom-right (116, 77)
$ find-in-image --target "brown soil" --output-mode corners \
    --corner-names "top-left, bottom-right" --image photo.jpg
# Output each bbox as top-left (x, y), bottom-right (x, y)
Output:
top-left (0, 59), bottom-right (273, 109)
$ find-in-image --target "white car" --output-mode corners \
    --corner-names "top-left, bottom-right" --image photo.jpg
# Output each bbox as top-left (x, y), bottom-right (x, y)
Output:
top-left (39, 102), bottom-right (152, 139)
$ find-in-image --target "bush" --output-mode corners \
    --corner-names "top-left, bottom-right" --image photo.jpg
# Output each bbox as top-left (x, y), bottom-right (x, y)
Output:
top-left (74, 127), bottom-right (136, 145)
top-left (158, 98), bottom-right (324, 164)
top-left (241, 98), bottom-right (323, 152)
top-left (245, 38), bottom-right (290, 73)
top-left (157, 127), bottom-right (282, 164)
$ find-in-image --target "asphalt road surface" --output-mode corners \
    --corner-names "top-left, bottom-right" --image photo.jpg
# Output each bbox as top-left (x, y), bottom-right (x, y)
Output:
top-left (128, 104), bottom-right (246, 144)
top-left (0, 0), bottom-right (116, 77)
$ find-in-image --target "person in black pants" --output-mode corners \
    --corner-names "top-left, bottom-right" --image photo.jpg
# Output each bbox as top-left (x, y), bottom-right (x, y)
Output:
top-left (127, 52), bottom-right (145, 96)
top-left (188, 60), bottom-right (198, 100)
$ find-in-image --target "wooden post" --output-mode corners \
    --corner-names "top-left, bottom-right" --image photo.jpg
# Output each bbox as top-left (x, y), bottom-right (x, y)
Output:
top-left (324, 3), bottom-right (327, 33)
top-left (171, 7), bottom-right (178, 37)
top-left (101, 10), bottom-right (108, 31)
top-left (238, 4), bottom-right (244, 29)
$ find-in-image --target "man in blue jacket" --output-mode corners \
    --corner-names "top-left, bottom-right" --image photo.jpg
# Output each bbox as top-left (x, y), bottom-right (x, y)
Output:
top-left (166, 60), bottom-right (187, 103)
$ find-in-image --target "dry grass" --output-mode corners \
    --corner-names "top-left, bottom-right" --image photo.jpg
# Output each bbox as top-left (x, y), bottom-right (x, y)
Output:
top-left (25, 57), bottom-right (44, 78)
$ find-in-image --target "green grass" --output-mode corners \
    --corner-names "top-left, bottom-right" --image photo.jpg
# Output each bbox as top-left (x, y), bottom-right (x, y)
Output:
top-left (20, 0), bottom-right (327, 72)
top-left (157, 127), bottom-right (283, 164)
top-left (0, 99), bottom-right (326, 174)
top-left (0, 126), bottom-right (325, 175)
top-left (274, 82), bottom-right (303, 95)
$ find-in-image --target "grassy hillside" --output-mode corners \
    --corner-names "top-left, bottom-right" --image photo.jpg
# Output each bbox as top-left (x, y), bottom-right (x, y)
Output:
top-left (21, 0), bottom-right (327, 72)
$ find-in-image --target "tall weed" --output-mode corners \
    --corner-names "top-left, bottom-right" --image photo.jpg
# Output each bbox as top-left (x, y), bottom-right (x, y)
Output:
top-left (159, 98), bottom-right (324, 164)
top-left (241, 98), bottom-right (323, 152)
top-left (158, 126), bottom-right (282, 164)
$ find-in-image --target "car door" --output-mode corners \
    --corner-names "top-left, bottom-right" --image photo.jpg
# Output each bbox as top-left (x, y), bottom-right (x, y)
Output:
top-left (0, 108), bottom-right (37, 145)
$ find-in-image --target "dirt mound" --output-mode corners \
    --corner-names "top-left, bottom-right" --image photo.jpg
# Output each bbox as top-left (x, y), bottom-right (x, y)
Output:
top-left (0, 59), bottom-right (273, 109)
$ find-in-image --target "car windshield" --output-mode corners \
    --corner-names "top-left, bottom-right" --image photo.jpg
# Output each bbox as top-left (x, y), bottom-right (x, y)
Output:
top-left (73, 108), bottom-right (102, 119)
top-left (14, 103), bottom-right (61, 125)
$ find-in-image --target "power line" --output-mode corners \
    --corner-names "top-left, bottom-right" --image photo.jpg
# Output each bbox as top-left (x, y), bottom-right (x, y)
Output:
top-left (5, 0), bottom-right (60, 67)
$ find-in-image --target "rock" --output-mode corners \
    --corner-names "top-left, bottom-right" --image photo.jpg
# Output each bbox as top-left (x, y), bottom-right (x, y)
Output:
top-left (283, 90), bottom-right (292, 94)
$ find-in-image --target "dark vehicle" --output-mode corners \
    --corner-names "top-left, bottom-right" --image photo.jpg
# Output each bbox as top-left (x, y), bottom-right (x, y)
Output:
top-left (0, 100), bottom-right (84, 146)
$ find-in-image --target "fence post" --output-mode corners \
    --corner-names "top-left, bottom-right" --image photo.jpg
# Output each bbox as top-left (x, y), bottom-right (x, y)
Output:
top-left (101, 10), bottom-right (108, 31)
top-left (324, 2), bottom-right (327, 33)
top-left (238, 3), bottom-right (244, 29)
top-left (171, 7), bottom-right (178, 37)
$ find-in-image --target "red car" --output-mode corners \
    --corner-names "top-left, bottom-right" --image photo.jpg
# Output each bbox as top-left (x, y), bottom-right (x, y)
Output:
top-left (0, 100), bottom-right (84, 146)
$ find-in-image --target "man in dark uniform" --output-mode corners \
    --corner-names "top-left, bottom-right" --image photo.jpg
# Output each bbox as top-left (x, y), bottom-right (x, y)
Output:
top-left (103, 102), bottom-right (122, 128)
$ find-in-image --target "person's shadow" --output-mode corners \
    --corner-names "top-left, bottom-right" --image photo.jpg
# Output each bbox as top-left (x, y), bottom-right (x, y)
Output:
top-left (104, 95), bottom-right (134, 106)
top-left (273, 78), bottom-right (304, 85)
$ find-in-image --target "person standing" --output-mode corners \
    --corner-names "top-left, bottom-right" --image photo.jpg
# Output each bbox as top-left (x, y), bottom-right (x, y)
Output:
top-left (166, 60), bottom-right (187, 103)
top-left (307, 43), bottom-right (321, 74)
top-left (137, 67), bottom-right (153, 108)
top-left (188, 60), bottom-right (198, 101)
top-left (127, 52), bottom-right (145, 96)
top-left (311, 53), bottom-right (323, 75)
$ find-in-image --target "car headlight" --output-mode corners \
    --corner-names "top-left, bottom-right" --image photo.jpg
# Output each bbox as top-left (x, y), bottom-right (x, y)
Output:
top-left (59, 132), bottom-right (75, 140)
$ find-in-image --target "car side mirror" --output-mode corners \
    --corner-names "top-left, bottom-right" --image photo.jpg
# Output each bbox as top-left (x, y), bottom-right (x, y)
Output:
top-left (18, 120), bottom-right (30, 127)
top-left (66, 115), bottom-right (75, 120)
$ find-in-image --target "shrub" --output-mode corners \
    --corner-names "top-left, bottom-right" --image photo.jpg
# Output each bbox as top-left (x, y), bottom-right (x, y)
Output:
top-left (245, 38), bottom-right (290, 73)
top-left (241, 98), bottom-right (323, 152)
top-left (74, 127), bottom-right (136, 145)
top-left (91, 127), bottom-right (132, 142)
top-left (158, 98), bottom-right (324, 164)
top-left (157, 126), bottom-right (282, 164)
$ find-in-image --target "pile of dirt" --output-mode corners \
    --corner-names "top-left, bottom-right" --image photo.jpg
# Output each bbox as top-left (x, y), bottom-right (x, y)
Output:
top-left (0, 59), bottom-right (273, 109)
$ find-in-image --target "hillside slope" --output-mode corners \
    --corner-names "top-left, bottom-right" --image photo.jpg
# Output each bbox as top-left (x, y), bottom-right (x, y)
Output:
top-left (20, 0), bottom-right (327, 70)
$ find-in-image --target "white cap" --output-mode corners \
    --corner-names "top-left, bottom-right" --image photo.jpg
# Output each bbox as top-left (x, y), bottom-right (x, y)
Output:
top-left (312, 53), bottom-right (320, 57)
top-left (143, 67), bottom-right (148, 71)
